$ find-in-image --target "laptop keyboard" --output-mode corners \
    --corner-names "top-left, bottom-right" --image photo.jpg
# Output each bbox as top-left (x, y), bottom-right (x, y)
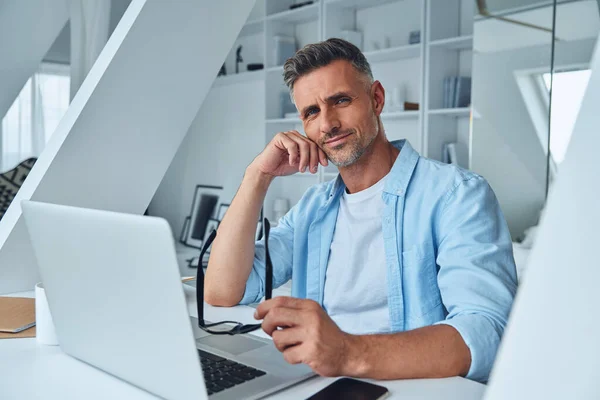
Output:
top-left (198, 349), bottom-right (267, 396)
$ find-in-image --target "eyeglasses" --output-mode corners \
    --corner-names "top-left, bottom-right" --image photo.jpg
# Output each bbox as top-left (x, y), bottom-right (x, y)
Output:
top-left (196, 218), bottom-right (273, 335)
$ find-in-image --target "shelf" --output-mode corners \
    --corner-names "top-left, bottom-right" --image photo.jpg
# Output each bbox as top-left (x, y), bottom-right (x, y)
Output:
top-left (429, 35), bottom-right (473, 51)
top-left (266, 65), bottom-right (284, 73)
top-left (381, 110), bottom-right (419, 119)
top-left (364, 44), bottom-right (421, 64)
top-left (239, 18), bottom-right (264, 37)
top-left (266, 117), bottom-right (302, 124)
top-left (428, 107), bottom-right (471, 117)
top-left (325, 0), bottom-right (399, 11)
top-left (212, 70), bottom-right (264, 88)
top-left (267, 3), bottom-right (319, 24)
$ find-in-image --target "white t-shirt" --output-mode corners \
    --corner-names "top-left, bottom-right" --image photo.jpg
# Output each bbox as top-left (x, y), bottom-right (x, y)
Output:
top-left (323, 175), bottom-right (390, 335)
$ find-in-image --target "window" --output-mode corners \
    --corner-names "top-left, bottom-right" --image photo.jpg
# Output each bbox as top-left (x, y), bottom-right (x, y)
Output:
top-left (1, 63), bottom-right (70, 171)
top-left (543, 69), bottom-right (591, 165)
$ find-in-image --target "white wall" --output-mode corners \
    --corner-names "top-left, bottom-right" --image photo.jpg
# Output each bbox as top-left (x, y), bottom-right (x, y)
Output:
top-left (484, 32), bottom-right (600, 400)
top-left (149, 80), bottom-right (265, 236)
top-left (471, 38), bottom-right (596, 237)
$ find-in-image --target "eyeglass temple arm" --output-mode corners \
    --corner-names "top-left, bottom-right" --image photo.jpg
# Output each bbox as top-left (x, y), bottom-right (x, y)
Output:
top-left (196, 229), bottom-right (217, 327)
top-left (196, 218), bottom-right (273, 329)
top-left (264, 218), bottom-right (273, 300)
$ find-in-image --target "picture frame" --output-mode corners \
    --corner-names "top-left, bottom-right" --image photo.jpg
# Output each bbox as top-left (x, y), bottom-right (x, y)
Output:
top-left (179, 216), bottom-right (190, 244)
top-left (185, 185), bottom-right (223, 249)
top-left (216, 203), bottom-right (230, 221)
top-left (202, 218), bottom-right (220, 254)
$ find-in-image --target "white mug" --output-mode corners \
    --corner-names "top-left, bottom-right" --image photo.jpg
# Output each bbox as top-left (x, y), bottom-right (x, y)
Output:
top-left (35, 282), bottom-right (59, 346)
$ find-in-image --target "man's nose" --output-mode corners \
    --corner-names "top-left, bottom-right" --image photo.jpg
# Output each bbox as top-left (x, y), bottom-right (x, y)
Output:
top-left (320, 108), bottom-right (341, 135)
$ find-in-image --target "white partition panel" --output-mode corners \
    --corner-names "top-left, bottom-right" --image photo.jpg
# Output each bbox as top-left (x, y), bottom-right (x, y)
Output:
top-left (0, 0), bottom-right (255, 294)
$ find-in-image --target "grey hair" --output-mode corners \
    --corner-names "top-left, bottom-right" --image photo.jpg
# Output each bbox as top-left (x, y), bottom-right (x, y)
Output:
top-left (283, 38), bottom-right (374, 101)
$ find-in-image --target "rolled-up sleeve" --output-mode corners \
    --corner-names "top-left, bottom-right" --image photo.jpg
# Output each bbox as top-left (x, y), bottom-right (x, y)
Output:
top-left (434, 175), bottom-right (518, 382)
top-left (239, 210), bottom-right (295, 305)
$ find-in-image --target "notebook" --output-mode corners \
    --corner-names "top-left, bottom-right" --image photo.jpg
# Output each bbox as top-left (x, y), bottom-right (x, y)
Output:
top-left (0, 297), bottom-right (36, 338)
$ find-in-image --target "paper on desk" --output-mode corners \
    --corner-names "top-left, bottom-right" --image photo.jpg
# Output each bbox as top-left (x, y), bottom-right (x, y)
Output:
top-left (0, 297), bottom-right (36, 339)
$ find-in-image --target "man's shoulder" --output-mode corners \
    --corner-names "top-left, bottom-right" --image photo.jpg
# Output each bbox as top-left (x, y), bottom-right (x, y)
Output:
top-left (410, 155), bottom-right (488, 201)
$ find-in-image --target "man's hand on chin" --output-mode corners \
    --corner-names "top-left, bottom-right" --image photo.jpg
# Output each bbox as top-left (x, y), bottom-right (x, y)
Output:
top-left (254, 296), bottom-right (361, 377)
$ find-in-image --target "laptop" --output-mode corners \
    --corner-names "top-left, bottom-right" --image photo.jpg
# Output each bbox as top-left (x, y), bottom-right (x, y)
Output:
top-left (21, 200), bottom-right (314, 400)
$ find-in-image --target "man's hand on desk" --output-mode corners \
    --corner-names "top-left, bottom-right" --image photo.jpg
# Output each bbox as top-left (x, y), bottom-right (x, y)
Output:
top-left (254, 296), bottom-right (359, 377)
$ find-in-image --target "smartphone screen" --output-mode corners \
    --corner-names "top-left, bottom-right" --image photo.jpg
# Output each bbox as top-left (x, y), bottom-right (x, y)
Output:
top-left (307, 378), bottom-right (389, 400)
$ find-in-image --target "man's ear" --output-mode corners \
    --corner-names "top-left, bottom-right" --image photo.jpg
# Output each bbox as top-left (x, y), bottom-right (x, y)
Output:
top-left (371, 80), bottom-right (385, 115)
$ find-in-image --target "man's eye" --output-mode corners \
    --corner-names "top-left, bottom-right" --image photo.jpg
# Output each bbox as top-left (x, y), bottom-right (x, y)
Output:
top-left (306, 109), bottom-right (318, 117)
top-left (336, 98), bottom-right (350, 104)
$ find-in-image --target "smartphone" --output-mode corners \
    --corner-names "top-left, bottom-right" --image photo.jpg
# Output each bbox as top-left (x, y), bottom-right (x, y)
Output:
top-left (306, 378), bottom-right (389, 400)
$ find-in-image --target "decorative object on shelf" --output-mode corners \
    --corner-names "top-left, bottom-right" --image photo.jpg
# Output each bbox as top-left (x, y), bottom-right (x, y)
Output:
top-left (179, 216), bottom-right (191, 244)
top-left (385, 84), bottom-right (406, 112)
top-left (404, 102), bottom-right (419, 111)
top-left (280, 92), bottom-right (296, 118)
top-left (383, 37), bottom-right (391, 49)
top-left (0, 157), bottom-right (36, 221)
top-left (370, 41), bottom-right (380, 51)
top-left (289, 0), bottom-right (314, 10)
top-left (185, 185), bottom-right (223, 249)
top-left (247, 63), bottom-right (264, 71)
top-left (217, 63), bottom-right (226, 76)
top-left (216, 203), bottom-right (230, 221)
top-left (442, 142), bottom-right (468, 168)
top-left (409, 30), bottom-right (421, 45)
top-left (443, 76), bottom-right (471, 108)
top-left (235, 45), bottom-right (243, 74)
top-left (340, 30), bottom-right (363, 51)
top-left (202, 218), bottom-right (220, 254)
top-left (273, 198), bottom-right (290, 222)
top-left (273, 35), bottom-right (296, 66)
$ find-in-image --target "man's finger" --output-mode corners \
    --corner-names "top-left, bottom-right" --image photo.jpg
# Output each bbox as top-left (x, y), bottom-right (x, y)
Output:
top-left (282, 343), bottom-right (305, 365)
top-left (272, 327), bottom-right (304, 352)
top-left (261, 307), bottom-right (310, 336)
top-left (318, 147), bottom-right (329, 167)
top-left (254, 296), bottom-right (312, 320)
top-left (275, 133), bottom-right (299, 166)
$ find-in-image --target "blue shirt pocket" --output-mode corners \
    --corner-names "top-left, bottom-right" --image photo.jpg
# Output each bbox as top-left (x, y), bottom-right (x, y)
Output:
top-left (401, 240), bottom-right (444, 328)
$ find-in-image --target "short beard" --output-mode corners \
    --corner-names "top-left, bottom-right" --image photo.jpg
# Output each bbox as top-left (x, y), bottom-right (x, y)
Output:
top-left (326, 127), bottom-right (378, 168)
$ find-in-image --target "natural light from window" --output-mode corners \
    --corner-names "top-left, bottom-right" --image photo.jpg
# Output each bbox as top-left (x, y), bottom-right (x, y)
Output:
top-left (1, 63), bottom-right (70, 171)
top-left (543, 69), bottom-right (591, 165)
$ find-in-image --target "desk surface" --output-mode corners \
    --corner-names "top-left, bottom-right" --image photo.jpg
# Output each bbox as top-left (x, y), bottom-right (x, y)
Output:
top-left (0, 287), bottom-right (485, 400)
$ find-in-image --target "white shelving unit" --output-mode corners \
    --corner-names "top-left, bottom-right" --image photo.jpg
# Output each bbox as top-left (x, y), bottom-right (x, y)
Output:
top-left (218, 0), bottom-right (474, 220)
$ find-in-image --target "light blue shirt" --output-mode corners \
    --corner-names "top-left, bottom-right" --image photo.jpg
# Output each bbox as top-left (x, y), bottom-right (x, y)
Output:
top-left (240, 139), bottom-right (518, 382)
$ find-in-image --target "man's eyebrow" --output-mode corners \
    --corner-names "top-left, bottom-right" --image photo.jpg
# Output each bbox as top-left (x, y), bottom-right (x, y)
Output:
top-left (326, 91), bottom-right (352, 103)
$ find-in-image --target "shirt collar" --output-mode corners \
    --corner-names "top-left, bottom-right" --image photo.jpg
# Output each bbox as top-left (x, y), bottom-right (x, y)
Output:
top-left (327, 139), bottom-right (419, 200)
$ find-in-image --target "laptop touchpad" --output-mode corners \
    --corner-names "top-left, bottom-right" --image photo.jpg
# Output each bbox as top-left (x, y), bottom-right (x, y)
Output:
top-left (197, 334), bottom-right (268, 356)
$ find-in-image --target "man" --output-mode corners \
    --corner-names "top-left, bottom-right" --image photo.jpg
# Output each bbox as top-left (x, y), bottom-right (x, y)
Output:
top-left (205, 38), bottom-right (517, 383)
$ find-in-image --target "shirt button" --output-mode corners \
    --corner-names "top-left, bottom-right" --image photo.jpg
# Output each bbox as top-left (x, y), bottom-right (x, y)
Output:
top-left (397, 188), bottom-right (404, 195)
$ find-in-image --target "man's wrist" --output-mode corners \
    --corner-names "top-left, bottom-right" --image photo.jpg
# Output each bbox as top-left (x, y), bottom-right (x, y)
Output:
top-left (244, 165), bottom-right (275, 191)
top-left (341, 333), bottom-right (370, 377)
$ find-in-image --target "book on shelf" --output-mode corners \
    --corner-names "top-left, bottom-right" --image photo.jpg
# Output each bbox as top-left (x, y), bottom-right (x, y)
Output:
top-left (442, 142), bottom-right (468, 168)
top-left (442, 76), bottom-right (471, 108)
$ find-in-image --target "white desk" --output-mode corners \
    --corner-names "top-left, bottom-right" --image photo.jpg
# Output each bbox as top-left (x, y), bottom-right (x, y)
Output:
top-left (0, 287), bottom-right (485, 400)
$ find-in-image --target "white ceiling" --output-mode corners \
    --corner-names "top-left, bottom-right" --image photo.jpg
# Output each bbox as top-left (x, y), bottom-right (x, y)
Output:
top-left (474, 0), bottom-right (600, 53)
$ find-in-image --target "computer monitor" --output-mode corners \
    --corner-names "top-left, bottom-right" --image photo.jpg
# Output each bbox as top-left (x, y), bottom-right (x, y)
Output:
top-left (0, 0), bottom-right (254, 294)
top-left (484, 34), bottom-right (600, 400)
